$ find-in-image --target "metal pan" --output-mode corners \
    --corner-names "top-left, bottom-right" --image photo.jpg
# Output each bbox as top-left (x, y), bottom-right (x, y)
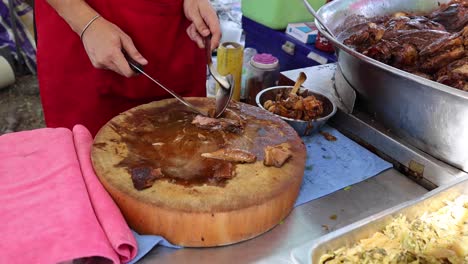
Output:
top-left (308, 175), bottom-right (468, 263)
top-left (312, 0), bottom-right (468, 173)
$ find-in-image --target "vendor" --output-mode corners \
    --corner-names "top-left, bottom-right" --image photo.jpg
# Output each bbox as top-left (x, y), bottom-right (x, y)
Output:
top-left (35, 0), bottom-right (221, 136)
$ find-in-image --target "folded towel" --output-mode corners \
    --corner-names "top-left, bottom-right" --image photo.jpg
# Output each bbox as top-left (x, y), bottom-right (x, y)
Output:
top-left (0, 125), bottom-right (137, 263)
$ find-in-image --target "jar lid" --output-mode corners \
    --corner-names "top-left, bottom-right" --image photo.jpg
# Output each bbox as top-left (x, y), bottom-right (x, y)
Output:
top-left (251, 53), bottom-right (279, 69)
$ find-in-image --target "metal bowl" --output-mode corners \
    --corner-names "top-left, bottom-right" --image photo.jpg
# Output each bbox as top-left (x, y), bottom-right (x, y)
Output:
top-left (256, 86), bottom-right (337, 136)
top-left (313, 0), bottom-right (468, 171)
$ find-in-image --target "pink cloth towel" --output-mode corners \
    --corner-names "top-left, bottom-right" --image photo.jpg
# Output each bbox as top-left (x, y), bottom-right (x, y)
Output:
top-left (0, 125), bottom-right (137, 263)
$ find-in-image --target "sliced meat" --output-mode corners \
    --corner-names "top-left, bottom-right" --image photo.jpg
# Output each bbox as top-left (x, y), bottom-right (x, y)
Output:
top-left (420, 46), bottom-right (465, 73)
top-left (430, 2), bottom-right (468, 32)
top-left (384, 16), bottom-right (446, 32)
top-left (131, 167), bottom-right (164, 190)
top-left (436, 57), bottom-right (468, 90)
top-left (362, 39), bottom-right (398, 63)
top-left (394, 29), bottom-right (450, 51)
top-left (462, 25), bottom-right (468, 47)
top-left (340, 1), bottom-right (468, 91)
top-left (392, 43), bottom-right (419, 67)
top-left (192, 115), bottom-right (244, 133)
top-left (213, 162), bottom-right (235, 179)
top-left (201, 148), bottom-right (256, 163)
top-left (404, 16), bottom-right (446, 31)
top-left (264, 144), bottom-right (293, 168)
top-left (222, 108), bottom-right (247, 125)
top-left (419, 33), bottom-right (464, 56)
top-left (192, 115), bottom-right (220, 127)
top-left (343, 22), bottom-right (385, 49)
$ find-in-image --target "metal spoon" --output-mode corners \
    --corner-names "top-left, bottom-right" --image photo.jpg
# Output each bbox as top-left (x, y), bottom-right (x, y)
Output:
top-left (204, 36), bottom-right (231, 90)
top-left (126, 57), bottom-right (207, 116)
top-left (204, 36), bottom-right (234, 118)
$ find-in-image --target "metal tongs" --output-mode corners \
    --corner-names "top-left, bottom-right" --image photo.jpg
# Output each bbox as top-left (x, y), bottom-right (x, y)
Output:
top-left (204, 36), bottom-right (234, 118)
top-left (302, 0), bottom-right (336, 39)
top-left (302, 0), bottom-right (356, 113)
top-left (126, 39), bottom-right (233, 118)
top-left (127, 57), bottom-right (208, 116)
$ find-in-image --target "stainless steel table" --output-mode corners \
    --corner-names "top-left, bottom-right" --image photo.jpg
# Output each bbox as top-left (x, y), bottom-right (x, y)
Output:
top-left (140, 169), bottom-right (427, 263)
top-left (138, 64), bottom-right (440, 263)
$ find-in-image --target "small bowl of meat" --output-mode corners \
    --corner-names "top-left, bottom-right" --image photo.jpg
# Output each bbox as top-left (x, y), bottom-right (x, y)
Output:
top-left (256, 86), bottom-right (337, 136)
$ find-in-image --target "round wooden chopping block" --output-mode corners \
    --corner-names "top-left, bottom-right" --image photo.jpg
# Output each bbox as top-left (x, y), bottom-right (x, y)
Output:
top-left (91, 98), bottom-right (306, 247)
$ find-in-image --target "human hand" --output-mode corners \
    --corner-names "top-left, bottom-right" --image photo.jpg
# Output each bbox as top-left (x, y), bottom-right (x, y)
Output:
top-left (81, 16), bottom-right (148, 77)
top-left (184, 0), bottom-right (221, 50)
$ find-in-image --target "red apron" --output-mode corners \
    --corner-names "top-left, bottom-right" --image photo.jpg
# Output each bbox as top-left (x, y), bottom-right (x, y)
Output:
top-left (35, 0), bottom-right (206, 136)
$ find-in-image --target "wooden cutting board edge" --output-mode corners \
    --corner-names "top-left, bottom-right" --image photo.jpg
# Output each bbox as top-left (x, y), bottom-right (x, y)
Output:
top-left (93, 154), bottom-right (304, 247)
top-left (90, 98), bottom-right (307, 247)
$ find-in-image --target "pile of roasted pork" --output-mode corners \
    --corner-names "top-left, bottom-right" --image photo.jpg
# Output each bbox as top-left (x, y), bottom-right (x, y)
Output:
top-left (342, 0), bottom-right (467, 91)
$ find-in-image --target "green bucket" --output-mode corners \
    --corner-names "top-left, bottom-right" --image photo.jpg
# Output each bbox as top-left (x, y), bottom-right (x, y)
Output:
top-left (241, 0), bottom-right (326, 30)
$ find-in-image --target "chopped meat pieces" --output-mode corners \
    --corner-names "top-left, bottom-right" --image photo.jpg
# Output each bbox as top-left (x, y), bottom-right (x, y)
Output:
top-left (192, 115), bottom-right (244, 133)
top-left (430, 1), bottom-right (468, 32)
top-left (201, 148), bottom-right (256, 163)
top-left (320, 131), bottom-right (337, 141)
top-left (213, 162), bottom-right (235, 179)
top-left (419, 35), bottom-right (465, 72)
top-left (341, 0), bottom-right (468, 91)
top-left (436, 57), bottom-right (468, 90)
top-left (303, 95), bottom-right (325, 120)
top-left (392, 43), bottom-right (418, 67)
top-left (263, 92), bottom-right (325, 121)
top-left (264, 144), bottom-right (293, 168)
top-left (131, 167), bottom-right (164, 190)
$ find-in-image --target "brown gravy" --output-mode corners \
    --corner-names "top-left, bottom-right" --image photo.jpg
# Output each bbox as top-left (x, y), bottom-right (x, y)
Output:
top-left (109, 101), bottom-right (292, 187)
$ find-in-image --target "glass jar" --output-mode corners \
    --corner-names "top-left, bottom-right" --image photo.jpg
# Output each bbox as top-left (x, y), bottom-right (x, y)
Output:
top-left (244, 53), bottom-right (280, 106)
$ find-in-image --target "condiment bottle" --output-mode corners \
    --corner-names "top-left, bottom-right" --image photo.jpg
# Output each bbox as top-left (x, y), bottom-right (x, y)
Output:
top-left (241, 47), bottom-right (258, 100)
top-left (217, 42), bottom-right (244, 101)
top-left (244, 53), bottom-right (280, 106)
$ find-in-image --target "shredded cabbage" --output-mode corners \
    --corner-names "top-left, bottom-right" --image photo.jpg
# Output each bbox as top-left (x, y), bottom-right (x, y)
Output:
top-left (319, 195), bottom-right (468, 264)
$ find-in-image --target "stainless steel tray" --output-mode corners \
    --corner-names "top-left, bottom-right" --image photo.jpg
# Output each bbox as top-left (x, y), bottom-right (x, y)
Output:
top-left (310, 0), bottom-right (468, 173)
top-left (304, 176), bottom-right (468, 263)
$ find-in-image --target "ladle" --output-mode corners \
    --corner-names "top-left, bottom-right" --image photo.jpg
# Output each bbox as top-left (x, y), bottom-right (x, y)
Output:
top-left (204, 36), bottom-right (234, 118)
top-left (302, 0), bottom-right (337, 39)
top-left (127, 58), bottom-right (207, 116)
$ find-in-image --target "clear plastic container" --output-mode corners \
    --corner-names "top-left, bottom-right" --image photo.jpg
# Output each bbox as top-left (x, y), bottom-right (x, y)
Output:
top-left (244, 53), bottom-right (280, 105)
top-left (241, 0), bottom-right (326, 29)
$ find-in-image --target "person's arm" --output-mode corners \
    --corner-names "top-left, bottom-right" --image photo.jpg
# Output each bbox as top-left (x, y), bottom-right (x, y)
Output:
top-left (46, 0), bottom-right (147, 77)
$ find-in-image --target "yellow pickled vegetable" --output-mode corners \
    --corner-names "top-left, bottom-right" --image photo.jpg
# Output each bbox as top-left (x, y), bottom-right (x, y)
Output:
top-left (319, 195), bottom-right (468, 264)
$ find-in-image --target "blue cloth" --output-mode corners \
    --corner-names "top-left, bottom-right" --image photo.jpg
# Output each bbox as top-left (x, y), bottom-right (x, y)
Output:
top-left (128, 231), bottom-right (180, 264)
top-left (128, 125), bottom-right (392, 263)
top-left (294, 125), bottom-right (392, 207)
